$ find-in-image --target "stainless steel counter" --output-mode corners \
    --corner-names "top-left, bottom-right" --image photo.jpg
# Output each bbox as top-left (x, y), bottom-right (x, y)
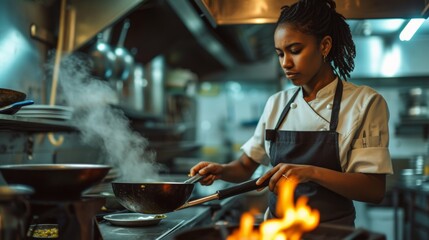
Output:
top-left (96, 197), bottom-right (240, 240)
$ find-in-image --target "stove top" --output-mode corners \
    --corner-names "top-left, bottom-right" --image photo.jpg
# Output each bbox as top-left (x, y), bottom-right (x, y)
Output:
top-left (27, 197), bottom-right (105, 240)
top-left (173, 223), bottom-right (386, 240)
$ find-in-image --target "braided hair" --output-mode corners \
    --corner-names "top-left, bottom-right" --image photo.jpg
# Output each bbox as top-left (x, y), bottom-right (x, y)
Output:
top-left (276, 0), bottom-right (356, 80)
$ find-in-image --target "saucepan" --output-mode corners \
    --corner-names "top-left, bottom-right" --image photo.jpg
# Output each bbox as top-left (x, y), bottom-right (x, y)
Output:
top-left (112, 177), bottom-right (270, 214)
top-left (0, 164), bottom-right (111, 200)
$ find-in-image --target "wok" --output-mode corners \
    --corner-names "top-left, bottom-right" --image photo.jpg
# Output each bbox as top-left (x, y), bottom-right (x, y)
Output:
top-left (0, 164), bottom-right (111, 200)
top-left (0, 88), bottom-right (27, 108)
top-left (112, 177), bottom-right (270, 214)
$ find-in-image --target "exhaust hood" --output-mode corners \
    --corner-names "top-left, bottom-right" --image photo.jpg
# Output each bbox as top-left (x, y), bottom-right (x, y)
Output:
top-left (195, 0), bottom-right (429, 26)
top-left (63, 0), bottom-right (429, 80)
top-left (68, 0), bottom-right (145, 51)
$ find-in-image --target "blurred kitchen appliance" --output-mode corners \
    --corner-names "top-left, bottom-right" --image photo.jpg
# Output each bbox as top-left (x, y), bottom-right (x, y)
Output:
top-left (144, 55), bottom-right (166, 117)
top-left (121, 63), bottom-right (147, 112)
top-left (164, 69), bottom-right (198, 142)
top-left (0, 185), bottom-right (34, 240)
top-left (26, 197), bottom-right (104, 240)
top-left (166, 69), bottom-right (198, 97)
top-left (410, 155), bottom-right (426, 176)
top-left (401, 88), bottom-right (428, 118)
top-left (0, 164), bottom-right (110, 239)
top-left (165, 94), bottom-right (197, 141)
top-left (400, 155), bottom-right (428, 187)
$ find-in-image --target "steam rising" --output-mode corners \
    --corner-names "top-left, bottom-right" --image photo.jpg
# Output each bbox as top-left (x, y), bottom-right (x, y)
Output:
top-left (51, 53), bottom-right (160, 182)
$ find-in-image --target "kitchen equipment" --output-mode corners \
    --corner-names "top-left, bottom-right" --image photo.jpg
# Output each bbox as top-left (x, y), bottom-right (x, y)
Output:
top-left (132, 122), bottom-right (190, 143)
top-left (120, 63), bottom-right (147, 112)
top-left (103, 213), bottom-right (166, 227)
top-left (27, 224), bottom-right (59, 239)
top-left (410, 155), bottom-right (426, 175)
top-left (0, 164), bottom-right (111, 200)
top-left (0, 88), bottom-right (27, 108)
top-left (27, 197), bottom-right (104, 240)
top-left (183, 173), bottom-right (204, 184)
top-left (401, 88), bottom-right (428, 118)
top-left (15, 104), bottom-right (73, 121)
top-left (88, 31), bottom-right (117, 80)
top-left (111, 174), bottom-right (204, 214)
top-left (173, 223), bottom-right (386, 240)
top-left (112, 177), bottom-right (270, 214)
top-left (0, 184), bottom-right (34, 240)
top-left (144, 55), bottom-right (166, 117)
top-left (0, 100), bottom-right (34, 114)
top-left (113, 19), bottom-right (134, 82)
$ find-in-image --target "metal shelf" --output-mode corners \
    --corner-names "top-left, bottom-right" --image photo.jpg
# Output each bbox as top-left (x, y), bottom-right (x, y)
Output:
top-left (395, 117), bottom-right (429, 139)
top-left (0, 114), bottom-right (76, 132)
top-left (0, 107), bottom-right (161, 133)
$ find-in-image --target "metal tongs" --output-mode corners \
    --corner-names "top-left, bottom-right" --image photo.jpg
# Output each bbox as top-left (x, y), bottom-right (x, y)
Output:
top-left (183, 173), bottom-right (205, 184)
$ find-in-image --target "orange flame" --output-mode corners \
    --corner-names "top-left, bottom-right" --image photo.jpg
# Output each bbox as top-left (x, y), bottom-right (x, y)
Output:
top-left (227, 177), bottom-right (319, 240)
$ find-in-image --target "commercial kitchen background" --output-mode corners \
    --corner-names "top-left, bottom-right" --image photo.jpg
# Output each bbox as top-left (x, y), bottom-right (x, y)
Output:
top-left (1, 0), bottom-right (429, 239)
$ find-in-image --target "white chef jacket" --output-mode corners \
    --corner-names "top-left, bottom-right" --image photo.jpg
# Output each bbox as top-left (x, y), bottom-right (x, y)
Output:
top-left (241, 78), bottom-right (393, 174)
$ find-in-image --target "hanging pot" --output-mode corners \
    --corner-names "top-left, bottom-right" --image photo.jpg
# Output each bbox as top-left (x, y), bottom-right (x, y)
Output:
top-left (112, 19), bottom-right (134, 82)
top-left (88, 30), bottom-right (116, 80)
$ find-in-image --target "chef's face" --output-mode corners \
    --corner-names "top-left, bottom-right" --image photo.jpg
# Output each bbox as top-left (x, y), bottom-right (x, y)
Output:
top-left (274, 23), bottom-right (326, 87)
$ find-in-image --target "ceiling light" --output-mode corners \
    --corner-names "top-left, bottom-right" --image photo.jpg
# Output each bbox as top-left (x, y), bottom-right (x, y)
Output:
top-left (399, 18), bottom-right (426, 41)
top-left (362, 21), bottom-right (372, 36)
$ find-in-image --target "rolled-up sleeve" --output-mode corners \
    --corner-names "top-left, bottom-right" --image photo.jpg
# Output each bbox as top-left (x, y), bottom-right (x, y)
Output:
top-left (345, 93), bottom-right (393, 174)
top-left (347, 148), bottom-right (392, 173)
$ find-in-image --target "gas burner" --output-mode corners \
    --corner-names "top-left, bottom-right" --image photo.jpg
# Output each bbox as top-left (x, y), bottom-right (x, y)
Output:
top-left (173, 223), bottom-right (386, 240)
top-left (27, 197), bottom-right (104, 240)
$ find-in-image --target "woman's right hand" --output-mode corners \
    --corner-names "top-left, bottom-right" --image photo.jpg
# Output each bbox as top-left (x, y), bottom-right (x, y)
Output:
top-left (189, 161), bottom-right (224, 186)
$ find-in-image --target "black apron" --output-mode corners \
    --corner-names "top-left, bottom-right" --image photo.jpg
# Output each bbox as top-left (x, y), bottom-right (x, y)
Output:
top-left (265, 80), bottom-right (355, 226)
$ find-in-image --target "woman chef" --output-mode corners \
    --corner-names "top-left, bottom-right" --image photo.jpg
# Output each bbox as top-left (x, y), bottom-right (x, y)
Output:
top-left (189, 0), bottom-right (393, 226)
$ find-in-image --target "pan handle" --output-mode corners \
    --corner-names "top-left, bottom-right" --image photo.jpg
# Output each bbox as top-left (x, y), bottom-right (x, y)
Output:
top-left (217, 178), bottom-right (270, 200)
top-left (175, 177), bottom-right (270, 211)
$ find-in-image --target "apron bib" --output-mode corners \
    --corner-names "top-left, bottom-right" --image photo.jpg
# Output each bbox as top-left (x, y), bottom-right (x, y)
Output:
top-left (265, 80), bottom-right (355, 226)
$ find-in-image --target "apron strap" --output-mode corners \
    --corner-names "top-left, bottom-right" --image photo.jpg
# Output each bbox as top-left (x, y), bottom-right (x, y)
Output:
top-left (274, 88), bottom-right (300, 130)
top-left (329, 79), bottom-right (343, 131)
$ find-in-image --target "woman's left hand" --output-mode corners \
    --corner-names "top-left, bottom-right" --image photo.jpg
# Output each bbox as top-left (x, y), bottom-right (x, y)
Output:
top-left (256, 163), bottom-right (315, 194)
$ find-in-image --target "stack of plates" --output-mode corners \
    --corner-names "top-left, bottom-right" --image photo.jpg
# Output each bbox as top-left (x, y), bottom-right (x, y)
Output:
top-left (16, 104), bottom-right (73, 121)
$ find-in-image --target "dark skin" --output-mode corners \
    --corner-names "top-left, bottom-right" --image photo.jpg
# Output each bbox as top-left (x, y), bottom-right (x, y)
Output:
top-left (190, 23), bottom-right (386, 204)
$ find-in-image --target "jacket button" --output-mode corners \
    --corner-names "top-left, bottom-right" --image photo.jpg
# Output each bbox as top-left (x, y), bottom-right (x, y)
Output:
top-left (291, 103), bottom-right (297, 109)
top-left (327, 103), bottom-right (333, 110)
